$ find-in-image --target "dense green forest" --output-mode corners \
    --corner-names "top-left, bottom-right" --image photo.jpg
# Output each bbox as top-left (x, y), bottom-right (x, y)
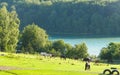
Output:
top-left (0, 0), bottom-right (120, 36)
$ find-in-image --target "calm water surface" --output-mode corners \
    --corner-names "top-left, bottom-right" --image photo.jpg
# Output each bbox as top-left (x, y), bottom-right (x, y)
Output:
top-left (49, 35), bottom-right (120, 56)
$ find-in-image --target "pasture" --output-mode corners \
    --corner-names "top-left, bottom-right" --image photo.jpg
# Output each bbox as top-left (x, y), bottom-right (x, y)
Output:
top-left (0, 52), bottom-right (119, 75)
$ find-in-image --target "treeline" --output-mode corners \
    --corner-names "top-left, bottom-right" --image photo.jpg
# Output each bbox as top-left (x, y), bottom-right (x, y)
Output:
top-left (0, 0), bottom-right (120, 35)
top-left (20, 26), bottom-right (89, 59)
top-left (19, 24), bottom-right (89, 59)
top-left (0, 5), bottom-right (88, 59)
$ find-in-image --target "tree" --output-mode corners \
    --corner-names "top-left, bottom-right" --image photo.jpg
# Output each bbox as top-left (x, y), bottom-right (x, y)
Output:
top-left (66, 43), bottom-right (88, 59)
top-left (21, 23), bottom-right (48, 54)
top-left (74, 43), bottom-right (88, 58)
top-left (0, 5), bottom-right (20, 52)
top-left (99, 42), bottom-right (120, 62)
top-left (65, 43), bottom-right (73, 58)
top-left (52, 40), bottom-right (66, 56)
top-left (8, 7), bottom-right (20, 52)
top-left (99, 47), bottom-right (110, 60)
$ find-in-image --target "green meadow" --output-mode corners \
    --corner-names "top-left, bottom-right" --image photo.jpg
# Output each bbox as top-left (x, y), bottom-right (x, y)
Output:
top-left (0, 52), bottom-right (119, 75)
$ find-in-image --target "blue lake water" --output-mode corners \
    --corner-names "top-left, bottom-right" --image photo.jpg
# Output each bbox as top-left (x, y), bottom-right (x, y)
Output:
top-left (49, 35), bottom-right (120, 56)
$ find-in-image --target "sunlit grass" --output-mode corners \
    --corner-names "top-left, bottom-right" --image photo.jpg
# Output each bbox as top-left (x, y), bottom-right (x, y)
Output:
top-left (0, 52), bottom-right (119, 75)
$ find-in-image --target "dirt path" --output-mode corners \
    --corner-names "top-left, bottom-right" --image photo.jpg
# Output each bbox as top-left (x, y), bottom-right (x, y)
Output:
top-left (0, 66), bottom-right (39, 70)
top-left (0, 66), bottom-right (21, 70)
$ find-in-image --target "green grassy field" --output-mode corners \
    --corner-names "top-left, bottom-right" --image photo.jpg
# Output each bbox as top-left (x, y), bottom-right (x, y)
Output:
top-left (0, 52), bottom-right (119, 75)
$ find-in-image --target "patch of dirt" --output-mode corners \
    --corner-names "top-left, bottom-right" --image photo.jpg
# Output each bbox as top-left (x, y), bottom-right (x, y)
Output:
top-left (0, 66), bottom-right (39, 70)
top-left (0, 66), bottom-right (23, 70)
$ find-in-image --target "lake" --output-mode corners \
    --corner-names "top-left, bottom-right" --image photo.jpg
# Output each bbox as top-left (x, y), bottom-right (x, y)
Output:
top-left (49, 35), bottom-right (120, 56)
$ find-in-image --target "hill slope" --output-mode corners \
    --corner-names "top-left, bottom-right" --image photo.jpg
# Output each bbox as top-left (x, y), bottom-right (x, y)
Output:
top-left (0, 52), bottom-right (119, 75)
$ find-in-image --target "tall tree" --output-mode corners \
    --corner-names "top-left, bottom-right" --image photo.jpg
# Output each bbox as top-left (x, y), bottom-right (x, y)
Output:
top-left (21, 23), bottom-right (48, 53)
top-left (0, 5), bottom-right (20, 52)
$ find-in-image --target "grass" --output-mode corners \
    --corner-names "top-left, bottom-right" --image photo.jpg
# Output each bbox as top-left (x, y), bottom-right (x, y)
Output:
top-left (0, 52), bottom-right (119, 75)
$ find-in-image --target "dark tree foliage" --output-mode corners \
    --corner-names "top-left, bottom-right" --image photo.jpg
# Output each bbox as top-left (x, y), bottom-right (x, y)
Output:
top-left (99, 42), bottom-right (120, 60)
top-left (0, 0), bottom-right (120, 36)
top-left (50, 40), bottom-right (88, 59)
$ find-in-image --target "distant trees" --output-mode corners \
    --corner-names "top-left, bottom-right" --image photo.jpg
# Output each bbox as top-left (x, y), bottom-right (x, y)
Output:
top-left (66, 43), bottom-right (88, 59)
top-left (20, 27), bottom-right (89, 58)
top-left (52, 40), bottom-right (66, 56)
top-left (8, 0), bottom-right (120, 36)
top-left (99, 42), bottom-right (120, 61)
top-left (20, 23), bottom-right (48, 54)
top-left (46, 40), bottom-right (89, 59)
top-left (74, 43), bottom-right (88, 58)
top-left (0, 5), bottom-right (20, 52)
top-left (1, 0), bottom-right (120, 36)
top-left (0, 0), bottom-right (120, 36)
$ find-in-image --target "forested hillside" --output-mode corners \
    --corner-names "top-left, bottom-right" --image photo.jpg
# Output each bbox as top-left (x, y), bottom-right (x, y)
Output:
top-left (0, 0), bottom-right (120, 36)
